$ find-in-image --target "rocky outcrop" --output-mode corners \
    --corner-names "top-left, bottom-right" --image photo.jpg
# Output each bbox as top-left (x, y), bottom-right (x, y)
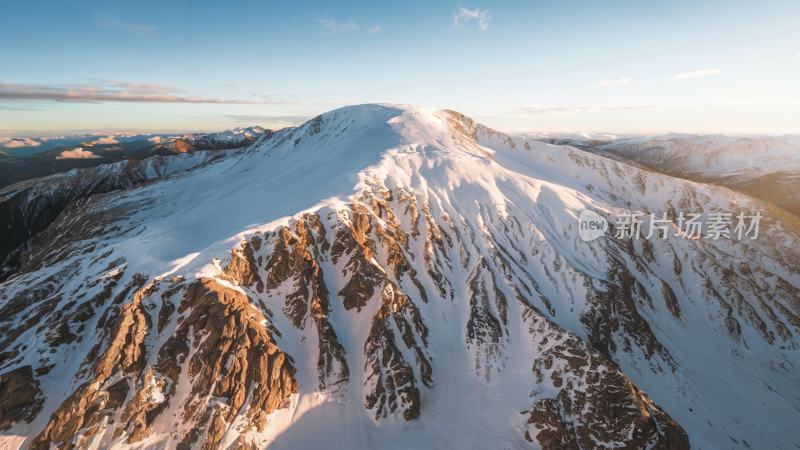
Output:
top-left (234, 201), bottom-right (433, 418)
top-left (158, 278), bottom-right (298, 449)
top-left (25, 275), bottom-right (297, 450)
top-left (582, 259), bottom-right (674, 364)
top-left (466, 258), bottom-right (509, 380)
top-left (524, 308), bottom-right (689, 449)
top-left (254, 214), bottom-right (350, 390)
top-left (0, 366), bottom-right (44, 431)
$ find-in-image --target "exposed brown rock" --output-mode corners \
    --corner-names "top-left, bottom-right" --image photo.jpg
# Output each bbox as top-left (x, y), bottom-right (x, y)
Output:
top-left (581, 260), bottom-right (673, 366)
top-left (524, 307), bottom-right (689, 450)
top-left (224, 236), bottom-right (263, 292)
top-left (466, 258), bottom-right (508, 378)
top-left (27, 275), bottom-right (298, 450)
top-left (364, 282), bottom-right (432, 421)
top-left (31, 275), bottom-right (152, 449)
top-left (261, 214), bottom-right (349, 389)
top-left (158, 278), bottom-right (298, 448)
top-left (0, 366), bottom-right (44, 431)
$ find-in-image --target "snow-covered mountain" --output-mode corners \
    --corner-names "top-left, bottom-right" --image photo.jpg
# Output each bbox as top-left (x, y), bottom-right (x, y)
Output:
top-left (1, 105), bottom-right (799, 449)
top-left (545, 134), bottom-right (800, 217)
top-left (0, 127), bottom-right (270, 157)
top-left (183, 126), bottom-right (268, 148)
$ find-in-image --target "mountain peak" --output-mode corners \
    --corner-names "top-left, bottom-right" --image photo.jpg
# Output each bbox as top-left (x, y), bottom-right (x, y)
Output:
top-left (266, 104), bottom-right (498, 168)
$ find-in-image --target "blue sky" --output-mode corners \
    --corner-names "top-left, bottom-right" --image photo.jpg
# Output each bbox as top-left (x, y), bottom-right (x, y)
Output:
top-left (1, 0), bottom-right (799, 135)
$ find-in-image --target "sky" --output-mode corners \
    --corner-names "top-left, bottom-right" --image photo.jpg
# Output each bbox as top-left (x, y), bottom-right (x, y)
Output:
top-left (1, 0), bottom-right (799, 136)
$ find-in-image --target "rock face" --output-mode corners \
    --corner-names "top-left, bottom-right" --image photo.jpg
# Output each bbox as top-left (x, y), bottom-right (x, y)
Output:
top-left (0, 366), bottom-right (44, 432)
top-left (18, 274), bottom-right (297, 450)
top-left (0, 105), bottom-right (799, 449)
top-left (523, 310), bottom-right (689, 449)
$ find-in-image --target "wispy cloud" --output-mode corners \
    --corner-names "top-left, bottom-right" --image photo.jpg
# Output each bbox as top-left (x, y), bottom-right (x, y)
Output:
top-left (57, 147), bottom-right (99, 159)
top-left (673, 68), bottom-right (720, 80)
top-left (516, 104), bottom-right (661, 115)
top-left (226, 114), bottom-right (310, 124)
top-left (1, 137), bottom-right (41, 148)
top-left (747, 53), bottom-right (759, 59)
top-left (315, 17), bottom-right (382, 34)
top-left (93, 13), bottom-right (155, 35)
top-left (0, 81), bottom-right (279, 104)
top-left (317, 17), bottom-right (360, 32)
top-left (514, 98), bottom-right (800, 116)
top-left (453, 8), bottom-right (491, 31)
top-left (90, 136), bottom-right (119, 145)
top-left (597, 77), bottom-right (631, 87)
top-left (794, 52), bottom-right (800, 60)
top-left (0, 105), bottom-right (39, 111)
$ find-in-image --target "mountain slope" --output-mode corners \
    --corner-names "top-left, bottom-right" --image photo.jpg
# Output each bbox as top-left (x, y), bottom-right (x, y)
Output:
top-left (546, 134), bottom-right (800, 218)
top-left (0, 150), bottom-right (240, 281)
top-left (1, 105), bottom-right (798, 449)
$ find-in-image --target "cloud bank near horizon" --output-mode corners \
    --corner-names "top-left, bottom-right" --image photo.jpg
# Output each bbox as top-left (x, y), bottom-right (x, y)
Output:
top-left (0, 81), bottom-right (279, 104)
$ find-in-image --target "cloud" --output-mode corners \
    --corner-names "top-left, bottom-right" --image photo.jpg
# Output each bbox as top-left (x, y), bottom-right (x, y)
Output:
top-left (748, 53), bottom-right (759, 59)
top-left (226, 114), bottom-right (310, 124)
top-left (91, 136), bottom-right (119, 145)
top-left (57, 147), bottom-right (99, 159)
top-left (453, 8), bottom-right (491, 31)
top-left (514, 98), bottom-right (800, 116)
top-left (0, 105), bottom-right (39, 111)
top-left (516, 104), bottom-right (662, 115)
top-left (317, 17), bottom-right (360, 32)
top-left (148, 136), bottom-right (164, 144)
top-left (673, 68), bottom-right (720, 80)
top-left (0, 81), bottom-right (279, 104)
top-left (597, 77), bottom-right (632, 87)
top-left (94, 13), bottom-right (156, 35)
top-left (1, 137), bottom-right (41, 148)
top-left (316, 17), bottom-right (381, 34)
top-left (794, 52), bottom-right (800, 60)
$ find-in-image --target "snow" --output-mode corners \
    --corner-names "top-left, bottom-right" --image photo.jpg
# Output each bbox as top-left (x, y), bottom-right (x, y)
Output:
top-left (2, 104), bottom-right (799, 449)
top-left (595, 134), bottom-right (800, 179)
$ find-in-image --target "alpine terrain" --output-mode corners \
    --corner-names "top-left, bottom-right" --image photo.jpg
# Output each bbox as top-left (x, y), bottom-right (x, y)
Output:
top-left (538, 134), bottom-right (800, 218)
top-left (0, 105), bottom-right (798, 449)
top-left (0, 126), bottom-right (271, 190)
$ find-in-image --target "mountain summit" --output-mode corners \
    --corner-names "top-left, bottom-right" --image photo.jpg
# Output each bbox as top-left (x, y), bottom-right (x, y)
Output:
top-left (1, 105), bottom-right (799, 449)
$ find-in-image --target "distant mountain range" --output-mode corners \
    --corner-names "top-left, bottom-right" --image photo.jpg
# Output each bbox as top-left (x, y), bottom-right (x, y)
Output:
top-left (532, 133), bottom-right (800, 217)
top-left (0, 127), bottom-right (270, 189)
